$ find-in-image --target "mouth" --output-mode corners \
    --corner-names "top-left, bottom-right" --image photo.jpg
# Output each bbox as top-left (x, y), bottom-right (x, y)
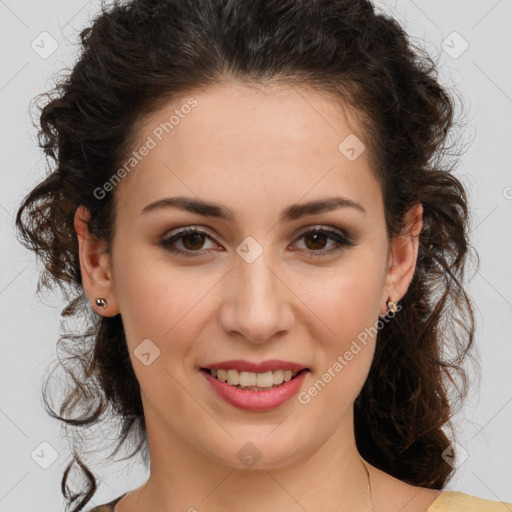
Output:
top-left (200, 367), bottom-right (310, 391)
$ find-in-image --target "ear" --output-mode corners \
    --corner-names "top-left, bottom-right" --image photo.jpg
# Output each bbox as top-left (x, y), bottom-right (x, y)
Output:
top-left (379, 202), bottom-right (423, 316)
top-left (74, 205), bottom-right (119, 316)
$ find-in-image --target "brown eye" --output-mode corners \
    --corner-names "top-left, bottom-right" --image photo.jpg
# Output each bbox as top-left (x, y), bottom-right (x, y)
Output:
top-left (181, 232), bottom-right (207, 250)
top-left (303, 231), bottom-right (329, 250)
top-left (159, 227), bottom-right (218, 257)
top-left (293, 227), bottom-right (356, 255)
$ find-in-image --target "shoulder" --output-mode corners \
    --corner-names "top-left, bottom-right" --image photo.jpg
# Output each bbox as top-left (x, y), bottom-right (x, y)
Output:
top-left (428, 491), bottom-right (512, 511)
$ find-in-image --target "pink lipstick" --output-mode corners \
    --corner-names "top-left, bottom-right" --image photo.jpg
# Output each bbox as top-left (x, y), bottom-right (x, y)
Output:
top-left (200, 360), bottom-right (310, 411)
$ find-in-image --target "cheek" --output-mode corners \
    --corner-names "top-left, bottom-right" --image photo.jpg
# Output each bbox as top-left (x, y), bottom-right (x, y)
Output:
top-left (298, 253), bottom-right (384, 394)
top-left (112, 244), bottom-right (205, 349)
top-left (302, 254), bottom-right (384, 340)
top-left (111, 250), bottom-right (208, 409)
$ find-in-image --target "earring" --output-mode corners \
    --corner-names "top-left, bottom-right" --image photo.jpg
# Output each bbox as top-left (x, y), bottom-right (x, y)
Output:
top-left (95, 298), bottom-right (108, 309)
top-left (386, 298), bottom-right (399, 313)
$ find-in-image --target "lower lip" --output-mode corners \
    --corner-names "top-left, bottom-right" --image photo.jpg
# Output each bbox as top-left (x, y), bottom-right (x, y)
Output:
top-left (201, 369), bottom-right (309, 411)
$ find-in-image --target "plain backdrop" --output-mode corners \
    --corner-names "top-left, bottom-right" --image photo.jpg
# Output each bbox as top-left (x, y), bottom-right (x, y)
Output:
top-left (1, 1), bottom-right (511, 510)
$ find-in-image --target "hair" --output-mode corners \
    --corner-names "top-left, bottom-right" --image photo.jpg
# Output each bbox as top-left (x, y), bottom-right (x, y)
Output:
top-left (15, 0), bottom-right (478, 510)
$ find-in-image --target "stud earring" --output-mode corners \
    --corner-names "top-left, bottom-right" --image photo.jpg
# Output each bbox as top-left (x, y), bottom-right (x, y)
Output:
top-left (95, 298), bottom-right (108, 309)
top-left (386, 298), bottom-right (399, 313)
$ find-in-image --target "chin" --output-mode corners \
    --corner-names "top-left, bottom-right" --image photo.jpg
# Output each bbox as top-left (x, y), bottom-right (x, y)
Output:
top-left (202, 430), bottom-right (314, 471)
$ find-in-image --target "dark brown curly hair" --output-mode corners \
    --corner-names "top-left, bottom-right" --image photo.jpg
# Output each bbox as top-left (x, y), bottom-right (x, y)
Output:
top-left (15, 0), bottom-right (478, 510)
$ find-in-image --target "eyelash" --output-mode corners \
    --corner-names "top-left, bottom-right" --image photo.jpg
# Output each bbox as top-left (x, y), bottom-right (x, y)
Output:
top-left (158, 226), bottom-right (356, 258)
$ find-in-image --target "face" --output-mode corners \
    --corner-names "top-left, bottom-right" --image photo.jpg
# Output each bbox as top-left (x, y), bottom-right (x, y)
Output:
top-left (76, 81), bottom-right (421, 471)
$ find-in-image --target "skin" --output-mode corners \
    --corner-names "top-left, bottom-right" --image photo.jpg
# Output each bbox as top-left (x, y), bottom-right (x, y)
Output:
top-left (74, 81), bottom-right (440, 512)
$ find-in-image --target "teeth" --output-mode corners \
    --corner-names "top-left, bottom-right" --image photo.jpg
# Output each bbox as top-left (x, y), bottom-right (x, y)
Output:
top-left (210, 368), bottom-right (300, 388)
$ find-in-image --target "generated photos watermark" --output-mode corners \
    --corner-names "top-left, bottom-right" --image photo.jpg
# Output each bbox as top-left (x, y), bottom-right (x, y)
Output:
top-left (298, 304), bottom-right (402, 405)
top-left (93, 97), bottom-right (198, 200)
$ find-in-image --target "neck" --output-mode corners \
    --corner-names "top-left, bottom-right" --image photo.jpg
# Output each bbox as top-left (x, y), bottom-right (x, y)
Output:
top-left (135, 405), bottom-right (374, 512)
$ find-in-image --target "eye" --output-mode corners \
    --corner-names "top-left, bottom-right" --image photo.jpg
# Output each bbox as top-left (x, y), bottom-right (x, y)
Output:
top-left (292, 227), bottom-right (356, 255)
top-left (158, 225), bottom-right (356, 257)
top-left (159, 227), bottom-right (219, 257)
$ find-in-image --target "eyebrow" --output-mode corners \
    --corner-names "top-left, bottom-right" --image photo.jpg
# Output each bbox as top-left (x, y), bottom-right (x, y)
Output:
top-left (140, 195), bottom-right (366, 221)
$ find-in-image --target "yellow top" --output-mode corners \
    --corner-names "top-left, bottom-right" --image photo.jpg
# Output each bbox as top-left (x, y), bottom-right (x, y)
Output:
top-left (427, 491), bottom-right (512, 511)
top-left (88, 490), bottom-right (512, 511)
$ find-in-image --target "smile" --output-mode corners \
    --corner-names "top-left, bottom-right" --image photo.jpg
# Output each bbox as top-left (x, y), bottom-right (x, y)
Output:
top-left (202, 368), bottom-right (304, 390)
top-left (200, 368), bottom-right (310, 411)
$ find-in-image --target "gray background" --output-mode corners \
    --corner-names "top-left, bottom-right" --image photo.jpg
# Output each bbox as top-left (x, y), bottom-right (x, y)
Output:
top-left (1, 0), bottom-right (511, 510)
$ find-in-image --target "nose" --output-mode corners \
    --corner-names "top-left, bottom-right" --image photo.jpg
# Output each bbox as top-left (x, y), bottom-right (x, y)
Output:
top-left (218, 252), bottom-right (295, 344)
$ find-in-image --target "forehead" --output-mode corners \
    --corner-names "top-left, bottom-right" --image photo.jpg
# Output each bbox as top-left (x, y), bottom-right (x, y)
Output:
top-left (114, 81), bottom-right (381, 220)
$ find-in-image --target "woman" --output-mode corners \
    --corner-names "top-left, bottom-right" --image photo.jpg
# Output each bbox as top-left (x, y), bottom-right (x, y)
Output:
top-left (15, 0), bottom-right (511, 511)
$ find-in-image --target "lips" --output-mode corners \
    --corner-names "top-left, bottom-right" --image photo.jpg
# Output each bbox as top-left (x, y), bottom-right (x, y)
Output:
top-left (201, 359), bottom-right (309, 373)
top-left (201, 366), bottom-right (310, 411)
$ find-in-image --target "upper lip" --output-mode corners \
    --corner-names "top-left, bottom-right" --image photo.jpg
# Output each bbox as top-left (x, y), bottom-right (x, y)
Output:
top-left (201, 360), bottom-right (309, 373)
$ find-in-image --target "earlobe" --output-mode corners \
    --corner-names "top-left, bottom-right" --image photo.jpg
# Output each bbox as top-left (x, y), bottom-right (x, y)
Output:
top-left (74, 205), bottom-right (119, 316)
top-left (380, 203), bottom-right (423, 316)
